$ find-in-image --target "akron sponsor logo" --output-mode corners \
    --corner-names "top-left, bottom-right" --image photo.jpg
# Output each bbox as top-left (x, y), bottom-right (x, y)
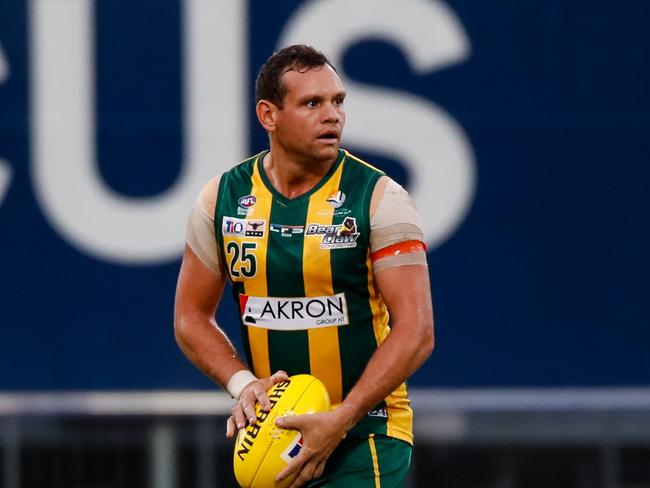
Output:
top-left (305, 216), bottom-right (359, 249)
top-left (239, 293), bottom-right (349, 330)
top-left (223, 217), bottom-right (266, 238)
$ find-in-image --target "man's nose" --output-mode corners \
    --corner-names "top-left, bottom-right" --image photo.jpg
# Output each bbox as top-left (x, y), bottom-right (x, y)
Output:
top-left (322, 102), bottom-right (340, 123)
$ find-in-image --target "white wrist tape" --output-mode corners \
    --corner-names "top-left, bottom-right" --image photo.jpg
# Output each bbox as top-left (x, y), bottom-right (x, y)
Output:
top-left (226, 370), bottom-right (258, 400)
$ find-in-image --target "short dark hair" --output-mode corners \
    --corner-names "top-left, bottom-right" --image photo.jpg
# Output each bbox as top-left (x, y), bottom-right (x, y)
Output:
top-left (255, 45), bottom-right (336, 107)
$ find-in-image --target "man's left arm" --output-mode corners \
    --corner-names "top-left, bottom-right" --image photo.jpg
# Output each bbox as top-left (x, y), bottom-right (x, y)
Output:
top-left (276, 261), bottom-right (434, 486)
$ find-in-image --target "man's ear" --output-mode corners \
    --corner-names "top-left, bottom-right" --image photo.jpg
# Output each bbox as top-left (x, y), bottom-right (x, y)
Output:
top-left (256, 100), bottom-right (278, 132)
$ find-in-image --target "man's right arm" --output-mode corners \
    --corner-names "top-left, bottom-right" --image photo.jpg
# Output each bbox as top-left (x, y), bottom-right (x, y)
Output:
top-left (175, 243), bottom-right (289, 434)
top-left (174, 243), bottom-right (245, 393)
top-left (174, 177), bottom-right (288, 435)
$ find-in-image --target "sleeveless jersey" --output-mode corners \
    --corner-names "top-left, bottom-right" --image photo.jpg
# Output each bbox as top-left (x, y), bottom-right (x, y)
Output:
top-left (214, 149), bottom-right (413, 444)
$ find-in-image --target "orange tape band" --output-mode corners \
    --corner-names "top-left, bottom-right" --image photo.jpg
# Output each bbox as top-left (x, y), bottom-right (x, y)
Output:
top-left (371, 240), bottom-right (426, 262)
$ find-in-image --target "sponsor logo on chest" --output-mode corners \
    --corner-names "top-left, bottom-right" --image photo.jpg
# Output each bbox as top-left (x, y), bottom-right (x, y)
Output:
top-left (239, 293), bottom-right (349, 330)
top-left (326, 191), bottom-right (346, 208)
top-left (305, 217), bottom-right (360, 249)
top-left (222, 217), bottom-right (266, 238)
top-left (237, 195), bottom-right (256, 216)
top-left (269, 223), bottom-right (304, 238)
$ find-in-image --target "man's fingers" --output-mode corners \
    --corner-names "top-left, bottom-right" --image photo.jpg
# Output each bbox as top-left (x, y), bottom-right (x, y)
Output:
top-left (244, 373), bottom-right (287, 412)
top-left (232, 372), bottom-right (292, 433)
top-left (230, 404), bottom-right (247, 429)
top-left (313, 460), bottom-right (326, 480)
top-left (275, 453), bottom-right (304, 482)
top-left (253, 371), bottom-right (288, 412)
top-left (261, 370), bottom-right (288, 391)
top-left (270, 369), bottom-right (288, 383)
top-left (288, 460), bottom-right (317, 488)
top-left (275, 414), bottom-right (301, 431)
top-left (252, 384), bottom-right (271, 412)
top-left (238, 384), bottom-right (263, 423)
top-left (241, 397), bottom-right (258, 425)
top-left (226, 416), bottom-right (236, 438)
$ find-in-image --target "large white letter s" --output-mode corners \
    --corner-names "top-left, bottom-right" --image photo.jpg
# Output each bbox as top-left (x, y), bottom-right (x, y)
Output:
top-left (0, 161), bottom-right (8, 208)
top-left (0, 42), bottom-right (10, 208)
top-left (279, 0), bottom-right (476, 249)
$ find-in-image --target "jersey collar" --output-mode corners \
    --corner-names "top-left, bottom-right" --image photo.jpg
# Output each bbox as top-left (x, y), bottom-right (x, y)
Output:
top-left (256, 149), bottom-right (345, 207)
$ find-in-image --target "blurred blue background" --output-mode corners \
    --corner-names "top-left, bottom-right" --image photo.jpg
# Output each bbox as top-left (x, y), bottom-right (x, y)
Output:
top-left (0, 0), bottom-right (648, 390)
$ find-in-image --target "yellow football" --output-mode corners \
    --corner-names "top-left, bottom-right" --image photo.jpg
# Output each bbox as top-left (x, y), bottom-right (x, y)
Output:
top-left (233, 374), bottom-right (331, 488)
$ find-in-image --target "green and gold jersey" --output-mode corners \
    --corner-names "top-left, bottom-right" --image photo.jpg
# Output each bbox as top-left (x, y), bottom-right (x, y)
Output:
top-left (214, 149), bottom-right (413, 444)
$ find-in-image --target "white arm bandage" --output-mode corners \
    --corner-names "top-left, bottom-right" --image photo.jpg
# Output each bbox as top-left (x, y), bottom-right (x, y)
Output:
top-left (185, 176), bottom-right (222, 274)
top-left (226, 370), bottom-right (258, 400)
top-left (370, 177), bottom-right (427, 273)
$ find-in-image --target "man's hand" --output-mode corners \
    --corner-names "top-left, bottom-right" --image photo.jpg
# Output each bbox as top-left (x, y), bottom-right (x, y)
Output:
top-left (226, 370), bottom-right (288, 437)
top-left (274, 408), bottom-right (350, 488)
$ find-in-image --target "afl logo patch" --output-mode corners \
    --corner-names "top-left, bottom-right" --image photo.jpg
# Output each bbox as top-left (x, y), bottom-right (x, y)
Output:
top-left (238, 195), bottom-right (256, 209)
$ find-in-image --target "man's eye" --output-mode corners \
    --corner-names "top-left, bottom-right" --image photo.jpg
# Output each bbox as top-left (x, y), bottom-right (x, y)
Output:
top-left (334, 98), bottom-right (345, 106)
top-left (306, 100), bottom-right (317, 107)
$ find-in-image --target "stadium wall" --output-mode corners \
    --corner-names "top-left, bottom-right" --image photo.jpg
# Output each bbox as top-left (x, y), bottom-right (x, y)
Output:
top-left (0, 0), bottom-right (648, 390)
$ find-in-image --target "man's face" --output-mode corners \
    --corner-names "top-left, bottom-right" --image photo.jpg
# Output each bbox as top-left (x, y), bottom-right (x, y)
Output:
top-left (272, 64), bottom-right (346, 164)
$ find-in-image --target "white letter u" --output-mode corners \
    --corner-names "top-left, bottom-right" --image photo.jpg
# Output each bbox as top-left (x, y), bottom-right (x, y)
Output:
top-left (29, 0), bottom-right (246, 264)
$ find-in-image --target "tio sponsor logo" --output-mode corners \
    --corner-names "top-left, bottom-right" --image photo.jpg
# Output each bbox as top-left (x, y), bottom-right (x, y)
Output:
top-left (223, 218), bottom-right (266, 238)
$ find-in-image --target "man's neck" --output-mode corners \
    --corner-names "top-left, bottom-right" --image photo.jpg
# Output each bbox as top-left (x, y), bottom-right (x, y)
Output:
top-left (262, 149), bottom-right (337, 199)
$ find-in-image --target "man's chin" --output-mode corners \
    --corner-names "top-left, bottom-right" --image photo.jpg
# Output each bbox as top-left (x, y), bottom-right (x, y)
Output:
top-left (290, 145), bottom-right (340, 166)
top-left (314, 144), bottom-right (340, 162)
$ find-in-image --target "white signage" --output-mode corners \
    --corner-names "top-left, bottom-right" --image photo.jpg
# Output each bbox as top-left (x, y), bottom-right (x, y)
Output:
top-left (22, 0), bottom-right (475, 264)
top-left (0, 42), bottom-right (10, 207)
top-left (280, 0), bottom-right (476, 251)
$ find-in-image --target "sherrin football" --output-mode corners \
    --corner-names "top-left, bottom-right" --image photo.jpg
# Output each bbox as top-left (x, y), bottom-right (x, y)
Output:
top-left (233, 374), bottom-right (331, 488)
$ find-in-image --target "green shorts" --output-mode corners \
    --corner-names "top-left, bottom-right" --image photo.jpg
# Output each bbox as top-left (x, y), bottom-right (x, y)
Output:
top-left (306, 434), bottom-right (412, 488)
